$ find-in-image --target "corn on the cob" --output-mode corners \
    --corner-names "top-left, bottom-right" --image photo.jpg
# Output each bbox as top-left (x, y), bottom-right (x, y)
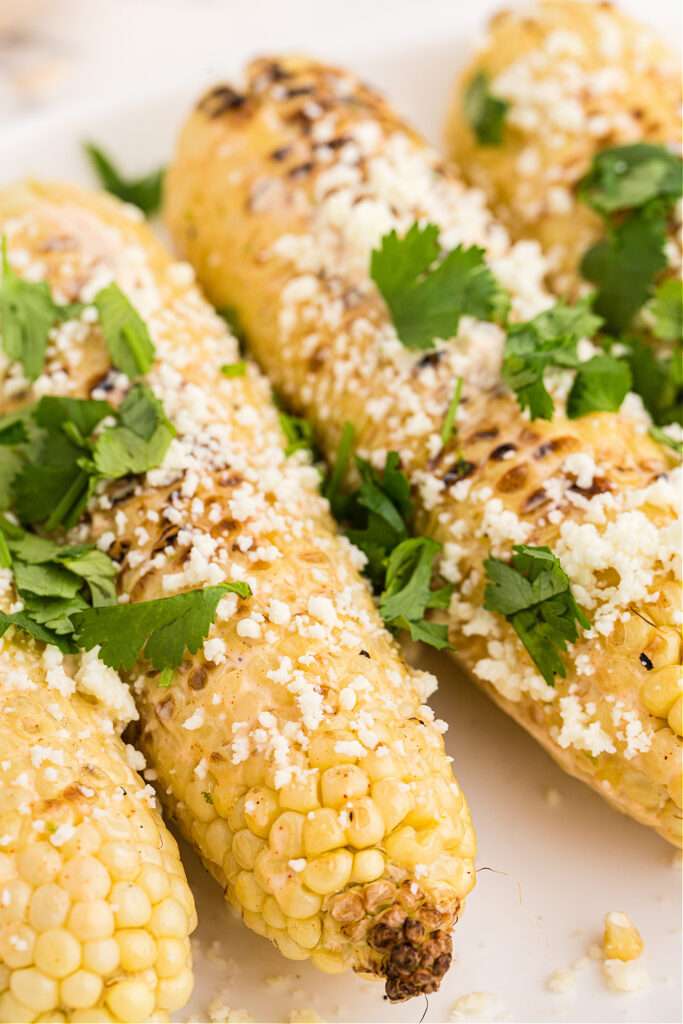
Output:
top-left (0, 618), bottom-right (195, 1021)
top-left (444, 0), bottom-right (682, 299)
top-left (165, 56), bottom-right (683, 845)
top-left (0, 181), bottom-right (476, 1000)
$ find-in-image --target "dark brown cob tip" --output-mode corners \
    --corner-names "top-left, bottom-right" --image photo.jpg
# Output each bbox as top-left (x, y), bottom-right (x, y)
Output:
top-left (328, 878), bottom-right (459, 1001)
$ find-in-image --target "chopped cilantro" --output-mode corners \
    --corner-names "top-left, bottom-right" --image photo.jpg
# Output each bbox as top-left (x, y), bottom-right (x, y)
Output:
top-left (92, 384), bottom-right (175, 477)
top-left (345, 452), bottom-right (412, 585)
top-left (94, 283), bottom-right (155, 378)
top-left (379, 537), bottom-right (452, 649)
top-left (577, 143), bottom-right (683, 217)
top-left (370, 223), bottom-right (509, 350)
top-left (73, 581), bottom-right (251, 671)
top-left (279, 411), bottom-right (315, 456)
top-left (322, 421), bottom-right (356, 519)
top-left (221, 361), bottom-right (247, 378)
top-left (84, 142), bottom-right (165, 216)
top-left (618, 336), bottom-right (682, 426)
top-left (648, 278), bottom-right (682, 343)
top-left (502, 298), bottom-right (603, 419)
top-left (440, 376), bottom-right (463, 446)
top-left (0, 609), bottom-right (76, 653)
top-left (649, 425), bottom-right (682, 455)
top-left (484, 545), bottom-right (590, 685)
top-left (158, 667), bottom-right (174, 688)
top-left (566, 354), bottom-right (631, 419)
top-left (463, 71), bottom-right (509, 146)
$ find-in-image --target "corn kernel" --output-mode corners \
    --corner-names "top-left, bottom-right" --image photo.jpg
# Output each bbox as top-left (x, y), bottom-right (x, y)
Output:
top-left (274, 932), bottom-right (309, 961)
top-left (308, 734), bottom-right (351, 770)
top-left (269, 812), bottom-right (305, 858)
top-left (149, 898), bottom-right (187, 938)
top-left (668, 696), bottom-right (683, 736)
top-left (667, 774), bottom-right (682, 808)
top-left (70, 1010), bottom-right (113, 1023)
top-left (274, 878), bottom-right (321, 920)
top-left (233, 829), bottom-right (265, 870)
top-left (234, 871), bottom-right (266, 913)
top-left (16, 846), bottom-right (61, 887)
top-left (157, 967), bottom-right (194, 1012)
top-left (117, 928), bottom-right (157, 971)
top-left (0, 879), bottom-right (30, 926)
top-left (243, 787), bottom-right (279, 838)
top-left (99, 843), bottom-right (139, 882)
top-left (642, 627), bottom-right (681, 670)
top-left (82, 937), bottom-right (120, 975)
top-left (287, 915), bottom-right (321, 949)
top-left (385, 826), bottom-right (442, 867)
top-left (321, 765), bottom-right (369, 807)
top-left (262, 896), bottom-right (287, 929)
top-left (279, 775), bottom-right (320, 813)
top-left (0, 990), bottom-right (34, 1023)
top-left (303, 849), bottom-right (353, 895)
top-left (204, 819), bottom-right (232, 866)
top-left (156, 937), bottom-right (188, 978)
top-left (372, 778), bottom-right (412, 831)
top-left (311, 949), bottom-right (346, 974)
top-left (603, 911), bottom-right (644, 961)
top-left (29, 884), bottom-right (70, 932)
top-left (185, 780), bottom-right (217, 823)
top-left (136, 864), bottom-right (170, 906)
top-left (346, 797), bottom-right (385, 849)
top-left (110, 882), bottom-right (152, 928)
top-left (68, 899), bottom-right (114, 941)
top-left (0, 923), bottom-right (35, 968)
top-left (641, 666), bottom-right (683, 718)
top-left (10, 968), bottom-right (58, 1013)
top-left (303, 809), bottom-right (346, 856)
top-left (34, 929), bottom-right (81, 978)
top-left (351, 849), bottom-right (384, 884)
top-left (60, 969), bottom-right (103, 1010)
top-left (105, 978), bottom-right (155, 1023)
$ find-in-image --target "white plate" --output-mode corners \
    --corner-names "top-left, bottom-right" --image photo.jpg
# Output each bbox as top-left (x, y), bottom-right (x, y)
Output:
top-left (1, 3), bottom-right (681, 1021)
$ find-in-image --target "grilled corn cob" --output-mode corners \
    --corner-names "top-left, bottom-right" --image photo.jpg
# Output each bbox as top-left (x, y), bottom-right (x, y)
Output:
top-left (0, 181), bottom-right (476, 1000)
top-left (444, 0), bottom-right (682, 299)
top-left (165, 56), bottom-right (682, 845)
top-left (0, 615), bottom-right (195, 1020)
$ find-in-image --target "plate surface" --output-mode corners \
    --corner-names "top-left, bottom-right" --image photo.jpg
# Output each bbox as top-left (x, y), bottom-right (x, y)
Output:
top-left (1, 3), bottom-right (681, 1021)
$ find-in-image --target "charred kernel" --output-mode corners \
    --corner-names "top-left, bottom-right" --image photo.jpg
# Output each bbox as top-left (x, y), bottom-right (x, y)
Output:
top-left (496, 464), bottom-right (528, 492)
top-left (490, 443), bottom-right (517, 460)
top-left (639, 652), bottom-right (654, 671)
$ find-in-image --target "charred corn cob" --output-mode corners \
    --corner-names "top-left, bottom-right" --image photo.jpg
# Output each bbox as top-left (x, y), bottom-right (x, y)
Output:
top-left (444, 0), bottom-right (682, 300)
top-left (0, 618), bottom-right (195, 1020)
top-left (165, 56), bottom-right (683, 845)
top-left (0, 181), bottom-right (476, 1000)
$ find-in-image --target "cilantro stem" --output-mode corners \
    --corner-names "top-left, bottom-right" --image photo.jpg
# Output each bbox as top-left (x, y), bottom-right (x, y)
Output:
top-left (440, 376), bottom-right (463, 446)
top-left (323, 421), bottom-right (355, 514)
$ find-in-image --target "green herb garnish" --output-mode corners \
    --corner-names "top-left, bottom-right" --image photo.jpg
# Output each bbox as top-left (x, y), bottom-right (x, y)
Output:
top-left (84, 142), bottom-right (165, 216)
top-left (484, 545), bottom-right (590, 685)
top-left (577, 143), bottom-right (683, 217)
top-left (464, 71), bottom-right (509, 146)
top-left (370, 223), bottom-right (509, 350)
top-left (94, 283), bottom-right (155, 379)
top-left (379, 537), bottom-right (452, 649)
top-left (221, 361), bottom-right (247, 378)
top-left (440, 376), bottom-right (464, 446)
top-left (73, 581), bottom-right (251, 671)
top-left (279, 411), bottom-right (315, 457)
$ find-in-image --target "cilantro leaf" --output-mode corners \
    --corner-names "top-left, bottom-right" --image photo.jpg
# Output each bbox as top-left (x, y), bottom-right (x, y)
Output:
top-left (84, 142), bottom-right (165, 216)
top-left (322, 421), bottom-right (356, 519)
top-left (371, 224), bottom-right (508, 350)
top-left (502, 298), bottom-right (603, 419)
top-left (484, 545), bottom-right (589, 685)
top-left (345, 452), bottom-right (412, 585)
top-left (0, 609), bottom-right (76, 653)
top-left (578, 143), bottom-right (683, 217)
top-left (649, 425), bottom-right (682, 455)
top-left (73, 581), bottom-right (251, 671)
top-left (648, 278), bottom-right (682, 343)
top-left (566, 354), bottom-right (631, 419)
top-left (581, 202), bottom-right (669, 334)
top-left (93, 384), bottom-right (174, 477)
top-left (221, 361), bottom-right (247, 378)
top-left (279, 411), bottom-right (315, 456)
top-left (56, 548), bottom-right (117, 607)
top-left (0, 237), bottom-right (58, 380)
top-left (379, 537), bottom-right (452, 649)
top-left (464, 71), bottom-right (509, 146)
top-left (618, 336), bottom-right (682, 426)
top-left (94, 283), bottom-right (155, 378)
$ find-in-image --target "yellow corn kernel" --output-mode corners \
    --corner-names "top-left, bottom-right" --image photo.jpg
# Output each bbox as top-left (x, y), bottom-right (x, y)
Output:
top-left (33, 929), bottom-right (81, 978)
top-left (225, 794), bottom-right (248, 833)
top-left (287, 915), bottom-right (322, 949)
top-left (361, 749), bottom-right (400, 782)
top-left (279, 775), bottom-right (320, 813)
top-left (668, 696), bottom-right (683, 737)
top-left (105, 979), bottom-right (155, 1023)
top-left (385, 826), bottom-right (442, 868)
top-left (117, 928), bottom-right (158, 971)
top-left (303, 849), bottom-right (353, 895)
top-left (269, 812), bottom-right (305, 858)
top-left (262, 896), bottom-right (287, 930)
top-left (243, 909), bottom-right (269, 937)
top-left (243, 787), bottom-right (279, 838)
top-left (29, 884), bottom-right (70, 932)
top-left (642, 627), bottom-right (681, 670)
top-left (273, 932), bottom-right (309, 961)
top-left (16, 846), bottom-right (61, 886)
top-left (156, 937), bottom-right (188, 979)
top-left (613, 614), bottom-right (655, 650)
top-left (136, 864), bottom-right (170, 905)
top-left (346, 797), bottom-right (385, 849)
top-left (204, 818), bottom-right (232, 866)
top-left (641, 666), bottom-right (683, 718)
top-left (149, 898), bottom-right (188, 939)
top-left (60, 970), bottom-right (103, 1010)
top-left (0, 879), bottom-right (30, 926)
top-left (404, 781), bottom-right (442, 829)
top-left (110, 882), bottom-right (152, 928)
top-left (82, 937), bottom-right (120, 975)
top-left (311, 949), bottom-right (346, 974)
top-left (275, 878), bottom-right (322, 920)
top-left (321, 765), bottom-right (369, 807)
top-left (648, 580), bottom-right (682, 626)
top-left (68, 899), bottom-right (115, 941)
top-left (10, 968), bottom-right (58, 1014)
top-left (185, 780), bottom-right (217, 823)
top-left (0, 923), bottom-right (35, 968)
top-left (69, 1010), bottom-right (113, 1023)
top-left (99, 843), bottom-right (139, 882)
top-left (233, 829), bottom-right (265, 870)
top-left (667, 775), bottom-right (682, 808)
top-left (157, 967), bottom-right (194, 1012)
top-left (234, 871), bottom-right (266, 913)
top-left (59, 824), bottom-right (101, 860)
top-left (303, 808), bottom-right (346, 857)
top-left (350, 849), bottom-right (385, 884)
top-left (0, 990), bottom-right (34, 1023)
top-left (372, 778), bottom-right (412, 831)
top-left (59, 857), bottom-right (111, 901)
top-left (603, 912), bottom-right (644, 961)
